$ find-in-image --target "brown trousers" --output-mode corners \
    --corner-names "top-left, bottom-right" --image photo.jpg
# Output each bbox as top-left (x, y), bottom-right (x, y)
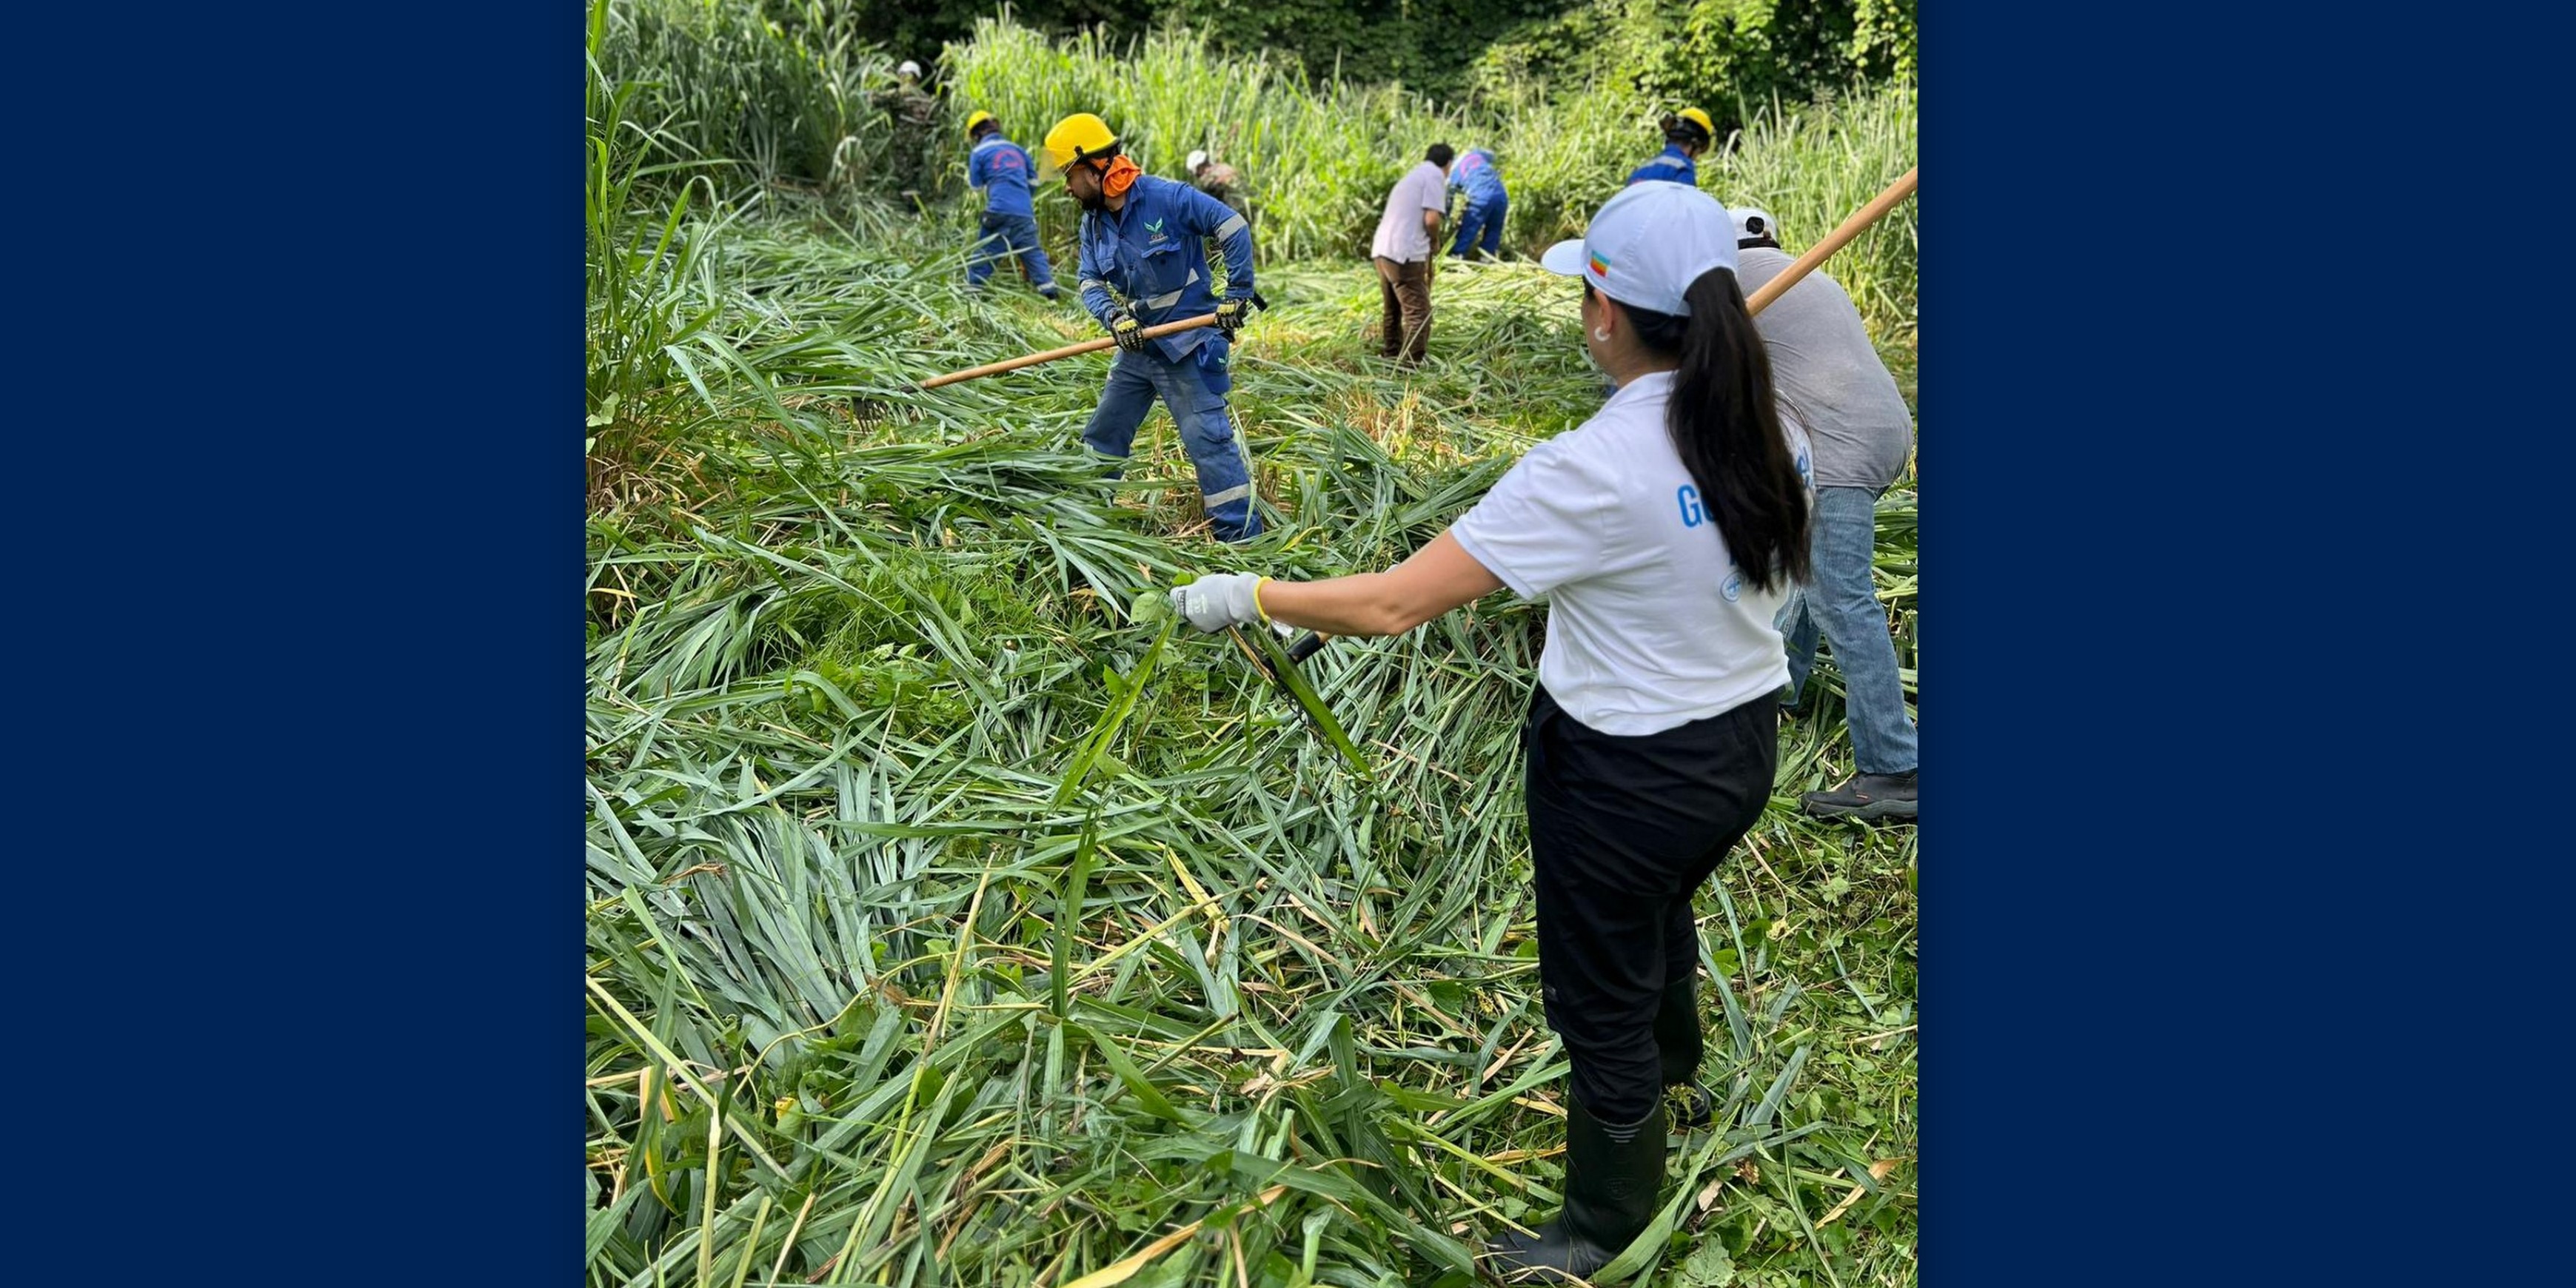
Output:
top-left (1374, 255), bottom-right (1433, 364)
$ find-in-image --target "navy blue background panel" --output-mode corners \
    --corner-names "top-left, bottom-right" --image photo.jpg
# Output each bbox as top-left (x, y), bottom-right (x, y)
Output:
top-left (7, 3), bottom-right (570, 1283)
top-left (1926, 5), bottom-right (2569, 1285)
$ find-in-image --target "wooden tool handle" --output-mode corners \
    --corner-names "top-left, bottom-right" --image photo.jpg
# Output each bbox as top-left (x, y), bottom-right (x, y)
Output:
top-left (917, 313), bottom-right (1220, 389)
top-left (1744, 166), bottom-right (1916, 318)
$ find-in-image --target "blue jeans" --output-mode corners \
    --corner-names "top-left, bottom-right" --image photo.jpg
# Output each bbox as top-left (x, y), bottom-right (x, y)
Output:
top-left (1451, 195), bottom-right (1506, 258)
top-left (1780, 486), bottom-right (1916, 774)
top-left (1082, 338), bottom-right (1262, 542)
top-left (967, 212), bottom-right (1057, 295)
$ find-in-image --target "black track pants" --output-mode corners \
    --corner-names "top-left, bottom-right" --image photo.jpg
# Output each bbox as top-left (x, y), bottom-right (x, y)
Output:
top-left (1523, 685), bottom-right (1777, 1123)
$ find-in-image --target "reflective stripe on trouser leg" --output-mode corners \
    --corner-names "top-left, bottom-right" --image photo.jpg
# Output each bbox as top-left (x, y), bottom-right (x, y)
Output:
top-left (1081, 357), bottom-right (1159, 477)
top-left (1159, 355), bottom-right (1259, 541)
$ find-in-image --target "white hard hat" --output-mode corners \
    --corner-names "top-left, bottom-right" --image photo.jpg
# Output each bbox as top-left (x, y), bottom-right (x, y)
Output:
top-left (896, 60), bottom-right (922, 78)
top-left (1186, 150), bottom-right (1209, 171)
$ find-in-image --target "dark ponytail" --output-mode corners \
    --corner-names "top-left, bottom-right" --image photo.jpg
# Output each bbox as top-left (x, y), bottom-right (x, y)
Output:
top-left (1615, 269), bottom-right (1811, 591)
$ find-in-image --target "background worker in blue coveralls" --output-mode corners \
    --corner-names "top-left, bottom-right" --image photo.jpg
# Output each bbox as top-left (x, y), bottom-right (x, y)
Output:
top-left (1448, 147), bottom-right (1508, 260)
top-left (963, 112), bottom-right (1059, 301)
top-left (1627, 107), bottom-right (1716, 187)
top-left (1043, 113), bottom-right (1265, 543)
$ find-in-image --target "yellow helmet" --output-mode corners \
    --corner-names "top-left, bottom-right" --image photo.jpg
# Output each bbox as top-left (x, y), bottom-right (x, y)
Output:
top-left (1673, 107), bottom-right (1716, 143)
top-left (964, 110), bottom-right (995, 139)
top-left (1043, 113), bottom-right (1120, 172)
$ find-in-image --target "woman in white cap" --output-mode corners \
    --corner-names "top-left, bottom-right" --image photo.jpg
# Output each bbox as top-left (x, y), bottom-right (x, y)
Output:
top-left (1168, 181), bottom-right (1812, 1280)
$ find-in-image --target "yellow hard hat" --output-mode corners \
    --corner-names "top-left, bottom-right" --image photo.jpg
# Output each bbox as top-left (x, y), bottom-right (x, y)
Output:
top-left (964, 110), bottom-right (995, 138)
top-left (1043, 113), bottom-right (1120, 172)
top-left (1676, 107), bottom-right (1716, 140)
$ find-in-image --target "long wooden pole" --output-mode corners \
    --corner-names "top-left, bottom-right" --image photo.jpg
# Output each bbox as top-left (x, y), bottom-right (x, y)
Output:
top-left (917, 312), bottom-right (1219, 389)
top-left (1744, 165), bottom-right (1916, 317)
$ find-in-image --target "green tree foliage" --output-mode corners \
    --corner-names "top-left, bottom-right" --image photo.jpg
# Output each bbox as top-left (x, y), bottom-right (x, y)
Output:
top-left (769, 0), bottom-right (1913, 110)
top-left (1852, 0), bottom-right (1918, 78)
top-left (1471, 0), bottom-right (1915, 135)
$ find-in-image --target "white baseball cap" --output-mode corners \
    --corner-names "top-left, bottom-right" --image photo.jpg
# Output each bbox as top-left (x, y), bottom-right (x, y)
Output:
top-left (1730, 204), bottom-right (1778, 241)
top-left (1539, 181), bottom-right (1739, 316)
top-left (1186, 149), bottom-right (1209, 171)
top-left (896, 60), bottom-right (922, 77)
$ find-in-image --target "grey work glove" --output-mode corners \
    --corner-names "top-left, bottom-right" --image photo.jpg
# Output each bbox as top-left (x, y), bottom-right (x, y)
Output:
top-left (1168, 573), bottom-right (1268, 634)
top-left (1108, 310), bottom-right (1147, 354)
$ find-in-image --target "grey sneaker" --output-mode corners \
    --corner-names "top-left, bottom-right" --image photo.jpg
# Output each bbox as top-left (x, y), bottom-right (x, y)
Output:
top-left (1801, 771), bottom-right (1916, 822)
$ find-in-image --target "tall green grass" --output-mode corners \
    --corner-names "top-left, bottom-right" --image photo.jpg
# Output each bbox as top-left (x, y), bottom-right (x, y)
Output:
top-left (1710, 84), bottom-right (1920, 335)
top-left (586, 0), bottom-right (729, 440)
top-left (943, 17), bottom-right (1916, 335)
top-left (588, 0), bottom-right (942, 463)
top-left (591, 0), bottom-right (893, 199)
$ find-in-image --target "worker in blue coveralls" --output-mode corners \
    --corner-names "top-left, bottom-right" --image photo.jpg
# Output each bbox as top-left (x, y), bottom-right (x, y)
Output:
top-left (1627, 107), bottom-right (1716, 187)
top-left (1448, 147), bottom-right (1508, 260)
top-left (1042, 112), bottom-right (1264, 543)
top-left (963, 112), bottom-right (1059, 301)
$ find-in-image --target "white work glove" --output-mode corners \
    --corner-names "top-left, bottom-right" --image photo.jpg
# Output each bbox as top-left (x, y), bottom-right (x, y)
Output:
top-left (1168, 573), bottom-right (1268, 634)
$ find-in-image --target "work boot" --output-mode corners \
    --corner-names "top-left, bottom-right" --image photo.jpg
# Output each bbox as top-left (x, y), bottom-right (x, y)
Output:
top-left (1653, 979), bottom-right (1714, 1130)
top-left (1482, 1097), bottom-right (1667, 1282)
top-left (1800, 771), bottom-right (1916, 822)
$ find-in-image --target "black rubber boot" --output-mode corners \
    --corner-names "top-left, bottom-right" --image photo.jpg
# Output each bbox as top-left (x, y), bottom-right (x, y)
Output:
top-left (1482, 1097), bottom-right (1667, 1282)
top-left (1654, 979), bottom-right (1714, 1130)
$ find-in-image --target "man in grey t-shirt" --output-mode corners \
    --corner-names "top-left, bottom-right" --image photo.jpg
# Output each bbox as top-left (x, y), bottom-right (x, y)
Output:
top-left (1733, 205), bottom-right (1918, 821)
top-left (1370, 143), bottom-right (1453, 365)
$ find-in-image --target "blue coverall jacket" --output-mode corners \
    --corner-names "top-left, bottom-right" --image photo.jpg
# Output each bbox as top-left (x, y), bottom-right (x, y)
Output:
top-left (1626, 143), bottom-right (1699, 187)
top-left (1075, 175), bottom-right (1254, 363)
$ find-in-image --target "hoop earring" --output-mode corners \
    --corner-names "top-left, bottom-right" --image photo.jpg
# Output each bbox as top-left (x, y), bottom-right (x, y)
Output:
top-left (1593, 329), bottom-right (1610, 342)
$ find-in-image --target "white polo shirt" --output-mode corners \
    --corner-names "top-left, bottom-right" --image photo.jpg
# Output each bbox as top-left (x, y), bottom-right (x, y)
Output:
top-left (1450, 371), bottom-right (1811, 736)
